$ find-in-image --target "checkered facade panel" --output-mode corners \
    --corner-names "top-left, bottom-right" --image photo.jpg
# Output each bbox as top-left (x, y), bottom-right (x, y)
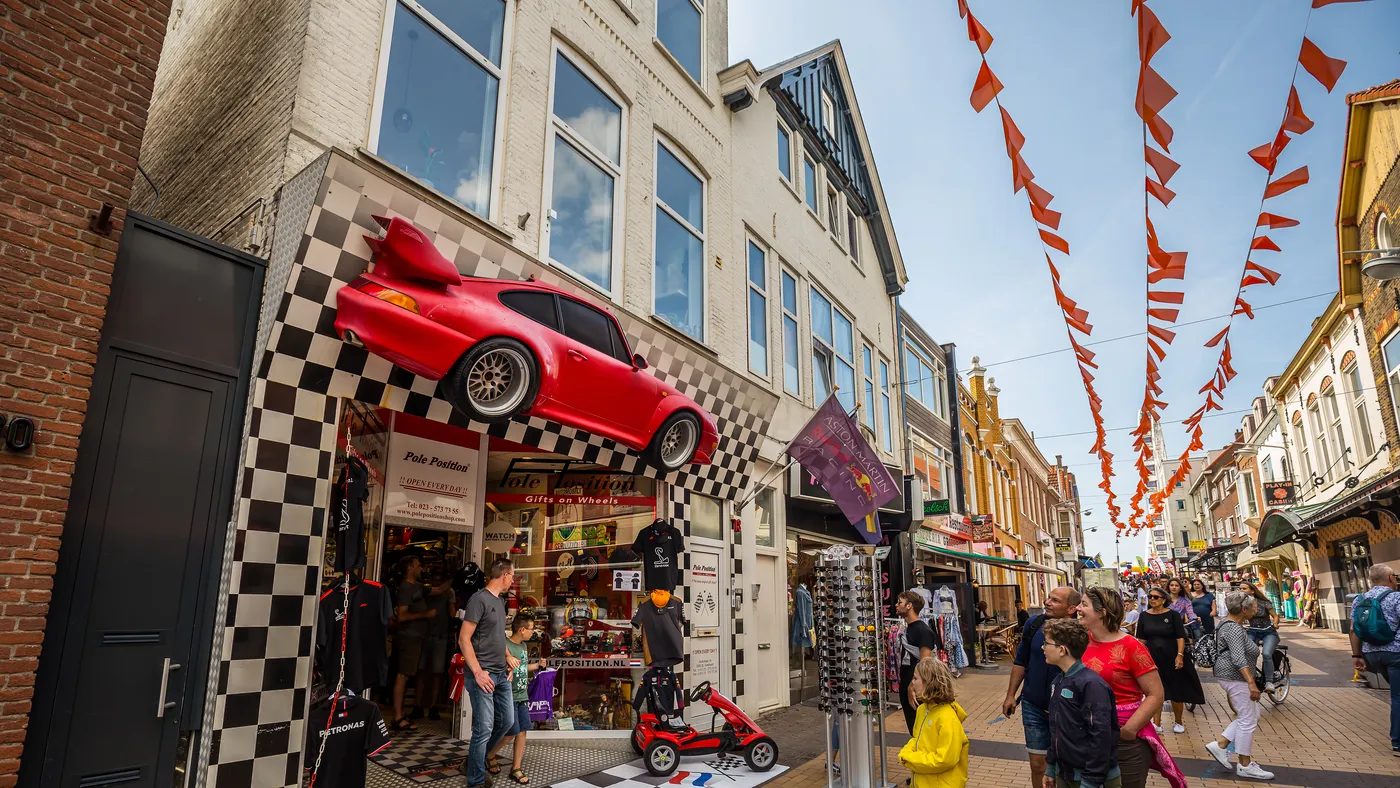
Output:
top-left (207, 153), bottom-right (776, 785)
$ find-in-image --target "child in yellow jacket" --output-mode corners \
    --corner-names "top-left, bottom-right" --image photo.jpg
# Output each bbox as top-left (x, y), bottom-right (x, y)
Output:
top-left (898, 657), bottom-right (969, 788)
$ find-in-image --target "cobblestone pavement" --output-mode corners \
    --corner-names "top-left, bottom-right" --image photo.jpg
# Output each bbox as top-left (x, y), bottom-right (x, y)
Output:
top-left (760, 626), bottom-right (1400, 788)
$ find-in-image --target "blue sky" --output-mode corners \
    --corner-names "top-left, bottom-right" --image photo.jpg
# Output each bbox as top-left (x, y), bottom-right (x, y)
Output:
top-left (730, 0), bottom-right (1400, 560)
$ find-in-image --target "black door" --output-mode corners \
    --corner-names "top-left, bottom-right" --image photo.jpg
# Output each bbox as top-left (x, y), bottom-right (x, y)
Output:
top-left (21, 216), bottom-right (263, 788)
top-left (59, 357), bottom-right (230, 785)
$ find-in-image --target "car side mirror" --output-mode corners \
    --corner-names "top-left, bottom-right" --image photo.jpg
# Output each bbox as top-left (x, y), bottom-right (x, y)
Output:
top-left (632, 353), bottom-right (649, 370)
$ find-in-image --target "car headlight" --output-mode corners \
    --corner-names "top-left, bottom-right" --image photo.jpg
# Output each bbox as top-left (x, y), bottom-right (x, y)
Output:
top-left (355, 279), bottom-right (419, 314)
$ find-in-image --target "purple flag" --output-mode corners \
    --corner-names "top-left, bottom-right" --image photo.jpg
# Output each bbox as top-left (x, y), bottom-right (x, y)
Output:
top-left (786, 396), bottom-right (899, 544)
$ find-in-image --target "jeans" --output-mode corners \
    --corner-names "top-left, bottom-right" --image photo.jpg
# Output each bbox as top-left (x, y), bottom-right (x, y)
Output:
top-left (1021, 702), bottom-right (1050, 755)
top-left (1366, 650), bottom-right (1400, 749)
top-left (1249, 629), bottom-right (1279, 683)
top-left (467, 669), bottom-right (514, 786)
top-left (1219, 680), bottom-right (1260, 757)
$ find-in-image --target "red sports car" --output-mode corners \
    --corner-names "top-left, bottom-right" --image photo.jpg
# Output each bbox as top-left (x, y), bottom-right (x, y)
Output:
top-left (334, 216), bottom-right (719, 471)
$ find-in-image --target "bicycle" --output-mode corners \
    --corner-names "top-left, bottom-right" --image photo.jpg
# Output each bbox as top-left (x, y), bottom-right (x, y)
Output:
top-left (1184, 634), bottom-right (1290, 711)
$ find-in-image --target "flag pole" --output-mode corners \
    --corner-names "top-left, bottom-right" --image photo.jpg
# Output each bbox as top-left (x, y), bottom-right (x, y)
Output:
top-left (733, 392), bottom-right (854, 514)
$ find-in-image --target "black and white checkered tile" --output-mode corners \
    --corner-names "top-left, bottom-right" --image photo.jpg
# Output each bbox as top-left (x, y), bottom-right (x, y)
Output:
top-left (552, 757), bottom-right (788, 788)
top-left (206, 152), bottom-right (778, 786)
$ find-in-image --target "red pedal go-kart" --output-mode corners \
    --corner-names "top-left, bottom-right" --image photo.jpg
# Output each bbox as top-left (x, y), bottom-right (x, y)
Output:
top-left (631, 681), bottom-right (778, 777)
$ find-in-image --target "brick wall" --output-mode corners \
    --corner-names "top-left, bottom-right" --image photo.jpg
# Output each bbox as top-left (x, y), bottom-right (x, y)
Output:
top-left (0, 1), bottom-right (171, 782)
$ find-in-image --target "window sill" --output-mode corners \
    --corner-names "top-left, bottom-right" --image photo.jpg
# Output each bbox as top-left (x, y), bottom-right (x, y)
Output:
top-left (611, 0), bottom-right (639, 23)
top-left (780, 175), bottom-right (802, 204)
top-left (648, 312), bottom-right (719, 358)
top-left (806, 205), bottom-right (825, 230)
top-left (652, 38), bottom-right (715, 108)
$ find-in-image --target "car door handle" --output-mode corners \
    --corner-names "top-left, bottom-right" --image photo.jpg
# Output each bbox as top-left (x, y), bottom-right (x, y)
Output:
top-left (567, 349), bottom-right (588, 361)
top-left (156, 658), bottom-right (182, 719)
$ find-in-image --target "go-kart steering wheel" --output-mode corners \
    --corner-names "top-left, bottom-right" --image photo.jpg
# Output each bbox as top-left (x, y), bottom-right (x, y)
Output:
top-left (688, 680), bottom-right (712, 703)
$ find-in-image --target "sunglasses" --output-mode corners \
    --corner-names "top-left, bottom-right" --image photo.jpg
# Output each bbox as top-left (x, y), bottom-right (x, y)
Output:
top-left (1148, 594), bottom-right (1166, 600)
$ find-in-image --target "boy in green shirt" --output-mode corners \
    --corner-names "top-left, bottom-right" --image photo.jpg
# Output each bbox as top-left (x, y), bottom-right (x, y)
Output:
top-left (494, 613), bottom-right (540, 784)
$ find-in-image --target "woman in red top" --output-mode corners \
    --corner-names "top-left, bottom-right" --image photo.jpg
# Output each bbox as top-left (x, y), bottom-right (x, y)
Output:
top-left (1078, 587), bottom-right (1184, 788)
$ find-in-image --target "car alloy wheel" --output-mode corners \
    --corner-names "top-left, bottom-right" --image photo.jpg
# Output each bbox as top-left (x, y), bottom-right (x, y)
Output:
top-left (659, 417), bottom-right (698, 468)
top-left (465, 346), bottom-right (530, 417)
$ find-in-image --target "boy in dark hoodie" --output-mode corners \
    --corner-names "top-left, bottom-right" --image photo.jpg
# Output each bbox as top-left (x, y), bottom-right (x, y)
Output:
top-left (1041, 619), bottom-right (1121, 788)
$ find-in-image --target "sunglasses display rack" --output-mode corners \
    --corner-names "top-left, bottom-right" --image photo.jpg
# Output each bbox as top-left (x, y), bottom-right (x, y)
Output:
top-left (815, 547), bottom-right (892, 788)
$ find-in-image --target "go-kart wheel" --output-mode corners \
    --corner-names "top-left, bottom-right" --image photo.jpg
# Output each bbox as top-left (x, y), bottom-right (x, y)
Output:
top-left (744, 737), bottom-right (778, 772)
top-left (645, 411), bottom-right (701, 471)
top-left (630, 725), bottom-right (644, 756)
top-left (644, 739), bottom-right (680, 777)
top-left (445, 338), bottom-right (539, 424)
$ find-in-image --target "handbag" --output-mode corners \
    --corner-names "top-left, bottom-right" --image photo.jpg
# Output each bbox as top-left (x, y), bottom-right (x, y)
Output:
top-left (1190, 632), bottom-right (1217, 667)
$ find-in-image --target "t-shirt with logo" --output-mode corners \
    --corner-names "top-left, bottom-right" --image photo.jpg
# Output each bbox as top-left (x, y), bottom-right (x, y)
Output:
top-left (304, 695), bottom-right (391, 788)
top-left (631, 519), bottom-right (684, 592)
top-left (317, 580), bottom-right (392, 692)
top-left (632, 598), bottom-right (685, 667)
top-left (507, 639), bottom-right (530, 702)
top-left (332, 458), bottom-right (370, 572)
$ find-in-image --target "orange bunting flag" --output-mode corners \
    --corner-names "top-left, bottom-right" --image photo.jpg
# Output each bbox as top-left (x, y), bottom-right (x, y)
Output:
top-left (1249, 128), bottom-right (1291, 171)
top-left (1298, 37), bottom-right (1347, 92)
top-left (1198, 379), bottom-right (1220, 395)
top-left (1241, 275), bottom-right (1270, 288)
top-left (1144, 145), bottom-right (1179, 185)
top-left (1312, 0), bottom-right (1368, 6)
top-left (1147, 251), bottom-right (1187, 283)
top-left (1040, 229), bottom-right (1070, 254)
top-left (1011, 153), bottom-right (1035, 193)
top-left (1148, 307), bottom-right (1180, 322)
top-left (1233, 297), bottom-right (1255, 319)
top-left (1148, 339), bottom-right (1166, 360)
top-left (1147, 324), bottom-right (1176, 344)
top-left (1148, 290), bottom-right (1184, 304)
top-left (971, 61), bottom-right (1004, 112)
top-left (1257, 212), bottom-right (1300, 228)
top-left (1204, 326), bottom-right (1230, 347)
top-left (1246, 260), bottom-right (1282, 284)
top-left (957, 0), bottom-right (969, 18)
top-left (1146, 113), bottom-right (1174, 152)
top-left (1000, 107), bottom-right (1025, 157)
top-left (1135, 65), bottom-right (1177, 121)
top-left (1283, 87), bottom-right (1314, 135)
top-left (967, 12), bottom-right (994, 54)
top-left (1250, 235), bottom-right (1282, 252)
top-left (1146, 177), bottom-right (1176, 206)
top-left (1031, 201), bottom-right (1063, 231)
top-left (1137, 4), bottom-right (1170, 64)
top-left (1026, 181), bottom-right (1054, 209)
top-left (1264, 166), bottom-right (1309, 199)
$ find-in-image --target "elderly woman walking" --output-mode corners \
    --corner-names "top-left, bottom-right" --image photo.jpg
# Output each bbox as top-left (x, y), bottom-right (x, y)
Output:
top-left (1206, 591), bottom-right (1275, 781)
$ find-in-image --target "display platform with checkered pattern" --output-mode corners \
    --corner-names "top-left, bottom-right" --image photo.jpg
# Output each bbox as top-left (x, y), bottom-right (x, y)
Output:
top-left (203, 151), bottom-right (778, 786)
top-left (552, 756), bottom-right (788, 788)
top-left (367, 730), bottom-right (470, 783)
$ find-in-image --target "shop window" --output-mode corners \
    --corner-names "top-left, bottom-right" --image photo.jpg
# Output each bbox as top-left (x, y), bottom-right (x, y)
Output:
top-left (747, 240), bottom-right (768, 376)
top-left (657, 0), bottom-right (703, 83)
top-left (1336, 534), bottom-right (1372, 597)
top-left (373, 0), bottom-right (507, 218)
top-left (781, 270), bottom-right (800, 395)
top-left (690, 494), bottom-right (722, 541)
top-left (499, 290), bottom-right (560, 331)
top-left (753, 487), bottom-right (775, 548)
top-left (544, 48), bottom-right (624, 293)
top-left (653, 140), bottom-right (705, 341)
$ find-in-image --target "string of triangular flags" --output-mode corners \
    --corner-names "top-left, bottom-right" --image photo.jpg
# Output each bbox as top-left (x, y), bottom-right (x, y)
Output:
top-left (958, 0), bottom-right (1123, 527)
top-left (1138, 0), bottom-right (1356, 535)
top-left (1125, 0), bottom-right (1187, 534)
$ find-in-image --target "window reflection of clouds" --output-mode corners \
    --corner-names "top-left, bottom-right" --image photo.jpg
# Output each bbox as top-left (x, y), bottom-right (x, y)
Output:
top-left (548, 137), bottom-right (614, 290)
top-left (553, 54), bottom-right (621, 164)
top-left (654, 209), bottom-right (703, 339)
top-left (377, 5), bottom-right (497, 216)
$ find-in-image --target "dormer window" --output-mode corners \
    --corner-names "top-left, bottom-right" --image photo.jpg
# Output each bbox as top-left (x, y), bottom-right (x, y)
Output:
top-left (821, 89), bottom-right (835, 137)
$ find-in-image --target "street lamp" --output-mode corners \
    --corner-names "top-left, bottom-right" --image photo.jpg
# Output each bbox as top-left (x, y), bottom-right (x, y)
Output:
top-left (1350, 215), bottom-right (1399, 279)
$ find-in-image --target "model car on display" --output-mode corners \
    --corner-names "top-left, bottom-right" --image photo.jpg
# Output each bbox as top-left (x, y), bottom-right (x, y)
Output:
top-left (631, 681), bottom-right (778, 776)
top-left (335, 215), bottom-right (720, 471)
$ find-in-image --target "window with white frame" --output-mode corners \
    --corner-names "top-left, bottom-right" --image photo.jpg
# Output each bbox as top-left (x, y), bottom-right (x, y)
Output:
top-left (847, 208), bottom-right (860, 265)
top-left (809, 289), bottom-right (854, 411)
top-left (964, 439), bottom-right (979, 514)
top-left (862, 344), bottom-right (877, 433)
top-left (1385, 330), bottom-right (1400, 442)
top-left (880, 359), bottom-right (893, 454)
top-left (374, 0), bottom-right (509, 218)
top-left (1343, 359), bottom-right (1376, 459)
top-left (776, 121), bottom-right (792, 182)
top-left (826, 185), bottom-right (842, 240)
top-left (1261, 455), bottom-right (1274, 482)
top-left (1176, 499), bottom-right (1185, 511)
top-left (1379, 211), bottom-right (1393, 253)
top-left (747, 240), bottom-right (768, 376)
top-left (903, 340), bottom-right (946, 419)
top-left (656, 0), bottom-right (703, 83)
top-left (753, 487), bottom-right (775, 548)
top-left (653, 140), bottom-right (705, 340)
top-left (803, 155), bottom-right (817, 213)
top-left (1322, 382), bottom-right (1350, 475)
top-left (543, 48), bottom-right (623, 292)
top-left (821, 89), bottom-right (835, 136)
top-left (1308, 401), bottom-right (1331, 481)
top-left (1242, 471), bottom-right (1258, 518)
top-left (781, 270), bottom-right (800, 395)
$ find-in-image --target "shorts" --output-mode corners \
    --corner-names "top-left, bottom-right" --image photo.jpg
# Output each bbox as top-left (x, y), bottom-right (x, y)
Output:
top-left (506, 700), bottom-right (531, 736)
top-left (395, 634), bottom-right (425, 677)
top-left (421, 635), bottom-right (449, 674)
top-left (1022, 703), bottom-right (1050, 755)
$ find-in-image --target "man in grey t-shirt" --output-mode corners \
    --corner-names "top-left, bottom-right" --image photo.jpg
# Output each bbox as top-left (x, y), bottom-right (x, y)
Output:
top-left (459, 559), bottom-right (516, 788)
top-left (392, 557), bottom-right (437, 729)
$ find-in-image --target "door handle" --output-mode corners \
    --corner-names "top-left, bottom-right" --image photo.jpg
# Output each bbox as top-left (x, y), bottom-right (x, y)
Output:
top-left (567, 349), bottom-right (588, 361)
top-left (758, 643), bottom-right (771, 650)
top-left (156, 658), bottom-right (182, 719)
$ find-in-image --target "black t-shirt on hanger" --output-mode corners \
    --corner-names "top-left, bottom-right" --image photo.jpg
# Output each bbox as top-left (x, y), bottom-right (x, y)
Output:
top-left (305, 695), bottom-right (391, 788)
top-left (631, 519), bottom-right (684, 592)
top-left (332, 457), bottom-right (370, 572)
top-left (317, 580), bottom-right (393, 692)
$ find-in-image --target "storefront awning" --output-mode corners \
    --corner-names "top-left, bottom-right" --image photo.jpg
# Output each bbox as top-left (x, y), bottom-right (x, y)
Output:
top-left (919, 544), bottom-right (1029, 569)
top-left (1234, 540), bottom-right (1305, 569)
top-left (1187, 541), bottom-right (1246, 570)
top-left (1258, 468), bottom-right (1400, 551)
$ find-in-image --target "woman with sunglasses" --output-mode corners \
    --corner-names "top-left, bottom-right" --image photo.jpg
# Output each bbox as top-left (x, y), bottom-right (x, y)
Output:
top-left (1077, 587), bottom-right (1185, 788)
top-left (1138, 586), bottom-right (1204, 735)
top-left (1239, 581), bottom-right (1282, 691)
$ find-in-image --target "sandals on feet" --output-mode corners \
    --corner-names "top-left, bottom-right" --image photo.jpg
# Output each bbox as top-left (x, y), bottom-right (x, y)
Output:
top-left (510, 769), bottom-right (530, 784)
top-left (392, 717), bottom-right (418, 732)
top-left (487, 756), bottom-right (502, 775)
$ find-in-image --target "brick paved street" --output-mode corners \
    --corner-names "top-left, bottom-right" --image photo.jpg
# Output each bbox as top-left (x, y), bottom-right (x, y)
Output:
top-left (759, 626), bottom-right (1400, 787)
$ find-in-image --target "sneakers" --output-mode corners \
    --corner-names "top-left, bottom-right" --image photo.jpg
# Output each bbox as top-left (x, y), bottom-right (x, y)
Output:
top-left (1393, 746), bottom-right (1400, 757)
top-left (1172, 723), bottom-right (1185, 734)
top-left (1236, 762), bottom-right (1275, 780)
top-left (1153, 723), bottom-right (1163, 735)
top-left (1264, 681), bottom-right (1276, 692)
top-left (1205, 741), bottom-right (1232, 770)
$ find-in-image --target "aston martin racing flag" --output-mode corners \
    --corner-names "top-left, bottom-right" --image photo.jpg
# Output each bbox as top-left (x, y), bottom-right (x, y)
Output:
top-left (786, 395), bottom-right (900, 544)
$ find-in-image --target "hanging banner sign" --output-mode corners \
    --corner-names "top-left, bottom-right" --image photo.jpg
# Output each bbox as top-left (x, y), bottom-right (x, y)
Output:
top-left (971, 515), bottom-right (995, 542)
top-left (1263, 481), bottom-right (1295, 506)
top-left (384, 432), bottom-right (477, 531)
top-left (1054, 537), bottom-right (1073, 553)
